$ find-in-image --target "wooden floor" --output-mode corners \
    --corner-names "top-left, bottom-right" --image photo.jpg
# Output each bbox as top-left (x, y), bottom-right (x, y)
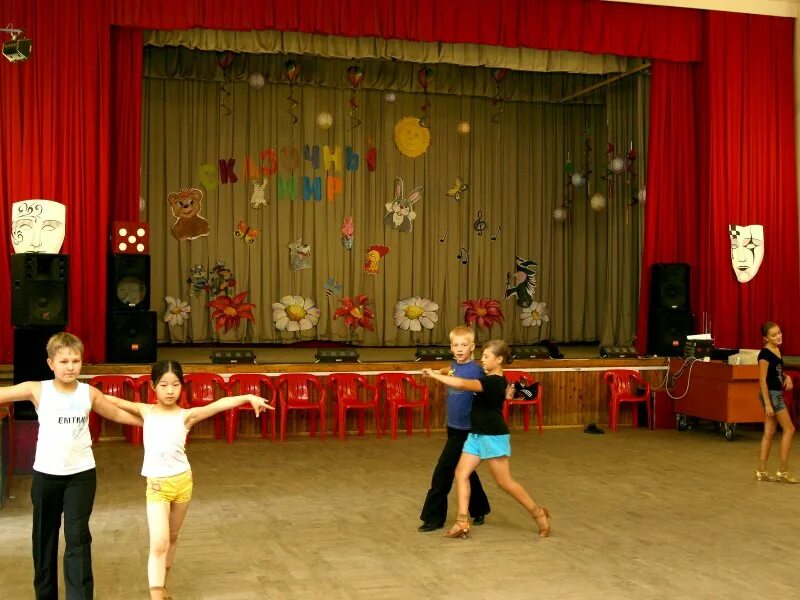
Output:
top-left (2, 425), bottom-right (800, 599)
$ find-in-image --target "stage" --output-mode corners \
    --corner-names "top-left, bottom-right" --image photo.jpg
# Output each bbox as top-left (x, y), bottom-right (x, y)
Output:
top-left (0, 428), bottom-right (797, 599)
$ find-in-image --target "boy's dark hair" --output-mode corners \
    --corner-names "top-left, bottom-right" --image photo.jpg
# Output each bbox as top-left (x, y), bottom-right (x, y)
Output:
top-left (151, 360), bottom-right (185, 385)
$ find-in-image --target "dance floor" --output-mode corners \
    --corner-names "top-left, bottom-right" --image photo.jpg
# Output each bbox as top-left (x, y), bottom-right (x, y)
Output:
top-left (1, 426), bottom-right (799, 599)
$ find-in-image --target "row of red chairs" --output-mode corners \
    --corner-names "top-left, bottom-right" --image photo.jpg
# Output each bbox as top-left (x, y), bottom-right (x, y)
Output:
top-left (87, 370), bottom-right (549, 443)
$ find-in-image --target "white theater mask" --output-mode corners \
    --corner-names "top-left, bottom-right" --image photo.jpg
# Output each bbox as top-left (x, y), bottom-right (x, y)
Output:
top-left (11, 200), bottom-right (66, 254)
top-left (729, 224), bottom-right (764, 283)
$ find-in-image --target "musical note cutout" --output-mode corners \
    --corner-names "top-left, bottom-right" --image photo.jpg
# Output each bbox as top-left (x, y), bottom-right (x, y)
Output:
top-left (439, 229), bottom-right (448, 244)
top-left (456, 247), bottom-right (470, 265)
top-left (473, 210), bottom-right (487, 236)
top-left (491, 226), bottom-right (502, 241)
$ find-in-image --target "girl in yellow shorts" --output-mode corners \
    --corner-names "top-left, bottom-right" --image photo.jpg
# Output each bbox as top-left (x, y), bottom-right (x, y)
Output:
top-left (106, 361), bottom-right (271, 600)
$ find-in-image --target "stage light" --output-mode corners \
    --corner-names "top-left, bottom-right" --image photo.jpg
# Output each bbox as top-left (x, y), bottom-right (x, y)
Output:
top-left (415, 346), bottom-right (453, 361)
top-left (315, 348), bottom-right (359, 363)
top-left (1, 26), bottom-right (31, 63)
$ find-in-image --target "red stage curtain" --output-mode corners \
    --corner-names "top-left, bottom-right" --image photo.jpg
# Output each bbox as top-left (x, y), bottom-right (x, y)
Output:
top-left (109, 0), bottom-right (701, 62)
top-left (636, 61), bottom-right (700, 355)
top-left (0, 0), bottom-right (113, 362)
top-left (697, 13), bottom-right (799, 351)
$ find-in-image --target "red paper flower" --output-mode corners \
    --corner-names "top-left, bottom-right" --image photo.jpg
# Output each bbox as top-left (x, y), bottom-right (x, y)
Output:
top-left (334, 294), bottom-right (375, 331)
top-left (462, 298), bottom-right (504, 329)
top-left (208, 291), bottom-right (256, 333)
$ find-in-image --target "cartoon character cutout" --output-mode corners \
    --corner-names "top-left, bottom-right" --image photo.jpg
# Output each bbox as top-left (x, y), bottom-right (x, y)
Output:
top-left (364, 244), bottom-right (390, 274)
top-left (504, 256), bottom-right (538, 308)
top-left (288, 238), bottom-right (312, 271)
top-left (167, 188), bottom-right (210, 241)
top-left (341, 216), bottom-right (355, 250)
top-left (384, 177), bottom-right (423, 232)
top-left (250, 178), bottom-right (268, 209)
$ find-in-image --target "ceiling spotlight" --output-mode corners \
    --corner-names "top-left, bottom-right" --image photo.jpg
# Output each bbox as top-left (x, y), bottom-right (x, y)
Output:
top-left (1, 25), bottom-right (31, 63)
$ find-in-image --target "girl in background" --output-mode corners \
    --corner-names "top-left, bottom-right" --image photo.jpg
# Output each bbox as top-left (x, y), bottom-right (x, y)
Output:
top-left (106, 360), bottom-right (272, 599)
top-left (756, 321), bottom-right (797, 483)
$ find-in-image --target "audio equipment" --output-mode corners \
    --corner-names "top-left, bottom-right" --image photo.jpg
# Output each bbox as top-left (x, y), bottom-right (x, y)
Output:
top-left (106, 311), bottom-right (157, 363)
top-left (11, 254), bottom-right (68, 327)
top-left (414, 347), bottom-right (453, 361)
top-left (650, 263), bottom-right (690, 311)
top-left (108, 254), bottom-right (150, 311)
top-left (315, 348), bottom-right (360, 363)
top-left (599, 345), bottom-right (639, 358)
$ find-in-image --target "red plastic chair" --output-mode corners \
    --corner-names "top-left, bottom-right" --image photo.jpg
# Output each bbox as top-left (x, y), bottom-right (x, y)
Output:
top-left (604, 369), bottom-right (652, 431)
top-left (226, 374), bottom-right (277, 443)
top-left (88, 375), bottom-right (138, 443)
top-left (502, 370), bottom-right (544, 434)
top-left (328, 373), bottom-right (380, 440)
top-left (376, 373), bottom-right (430, 440)
top-left (183, 373), bottom-right (229, 440)
top-left (274, 374), bottom-right (327, 442)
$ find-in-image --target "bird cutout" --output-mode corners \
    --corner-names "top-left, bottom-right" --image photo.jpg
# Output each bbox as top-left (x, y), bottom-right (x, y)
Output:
top-left (364, 244), bottom-right (390, 274)
top-left (491, 226), bottom-right (503, 241)
top-left (473, 210), bottom-right (487, 236)
top-left (446, 177), bottom-right (469, 201)
top-left (234, 220), bottom-right (260, 245)
top-left (439, 230), bottom-right (448, 243)
top-left (324, 276), bottom-right (343, 297)
top-left (504, 256), bottom-right (538, 308)
top-left (456, 247), bottom-right (470, 265)
top-left (250, 178), bottom-right (268, 209)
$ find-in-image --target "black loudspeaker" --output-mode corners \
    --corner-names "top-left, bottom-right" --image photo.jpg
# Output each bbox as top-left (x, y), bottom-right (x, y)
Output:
top-left (650, 263), bottom-right (690, 311)
top-left (599, 345), bottom-right (639, 358)
top-left (315, 348), bottom-right (360, 363)
top-left (511, 345), bottom-right (552, 359)
top-left (647, 310), bottom-right (694, 356)
top-left (210, 350), bottom-right (256, 364)
top-left (108, 254), bottom-right (150, 311)
top-left (13, 326), bottom-right (64, 419)
top-left (106, 311), bottom-right (157, 363)
top-left (415, 347), bottom-right (453, 361)
top-left (11, 254), bottom-right (69, 327)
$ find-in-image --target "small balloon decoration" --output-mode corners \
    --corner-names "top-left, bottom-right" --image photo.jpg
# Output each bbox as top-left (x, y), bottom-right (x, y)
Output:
top-left (609, 157), bottom-right (626, 174)
top-left (553, 207), bottom-right (568, 222)
top-left (217, 51), bottom-right (235, 116)
top-left (248, 73), bottom-right (265, 90)
top-left (590, 192), bottom-right (607, 212)
top-left (417, 66), bottom-right (433, 128)
top-left (385, 91), bottom-right (397, 103)
top-left (316, 112), bottom-right (333, 130)
top-left (456, 121), bottom-right (471, 135)
top-left (490, 68), bottom-right (509, 123)
top-left (570, 173), bottom-right (585, 187)
top-left (282, 60), bottom-right (301, 125)
top-left (346, 65), bottom-right (364, 130)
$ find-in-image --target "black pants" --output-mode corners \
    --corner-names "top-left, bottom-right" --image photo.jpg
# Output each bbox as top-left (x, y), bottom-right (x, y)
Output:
top-left (419, 427), bottom-right (491, 525)
top-left (31, 468), bottom-right (96, 600)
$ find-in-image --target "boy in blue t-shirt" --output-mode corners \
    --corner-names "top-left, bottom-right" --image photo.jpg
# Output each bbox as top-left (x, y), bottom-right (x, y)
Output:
top-left (418, 326), bottom-right (491, 531)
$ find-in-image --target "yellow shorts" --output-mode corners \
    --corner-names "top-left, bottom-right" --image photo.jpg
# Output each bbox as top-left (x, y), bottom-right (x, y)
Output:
top-left (145, 470), bottom-right (193, 504)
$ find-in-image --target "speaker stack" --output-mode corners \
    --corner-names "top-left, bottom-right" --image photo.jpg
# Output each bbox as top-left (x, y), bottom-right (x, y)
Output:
top-left (106, 222), bottom-right (157, 363)
top-left (647, 263), bottom-right (694, 356)
top-left (10, 253), bottom-right (69, 419)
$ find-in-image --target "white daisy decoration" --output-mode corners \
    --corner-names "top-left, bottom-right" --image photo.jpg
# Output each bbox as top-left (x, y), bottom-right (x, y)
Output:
top-left (272, 295), bottom-right (321, 332)
top-left (164, 296), bottom-right (191, 327)
top-left (520, 302), bottom-right (550, 327)
top-left (394, 296), bottom-right (439, 331)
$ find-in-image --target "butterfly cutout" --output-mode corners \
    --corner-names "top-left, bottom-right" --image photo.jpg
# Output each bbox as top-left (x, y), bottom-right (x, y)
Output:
top-left (234, 220), bottom-right (260, 244)
top-left (447, 176), bottom-right (469, 201)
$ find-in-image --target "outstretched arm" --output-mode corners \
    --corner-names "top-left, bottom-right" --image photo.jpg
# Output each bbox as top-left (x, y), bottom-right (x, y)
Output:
top-left (0, 381), bottom-right (40, 409)
top-left (185, 394), bottom-right (273, 429)
top-left (103, 394), bottom-right (145, 417)
top-left (91, 388), bottom-right (143, 427)
top-left (422, 369), bottom-right (482, 392)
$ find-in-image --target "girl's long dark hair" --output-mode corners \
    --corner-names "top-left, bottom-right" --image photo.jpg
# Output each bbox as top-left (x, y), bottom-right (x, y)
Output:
top-left (151, 360), bottom-right (184, 385)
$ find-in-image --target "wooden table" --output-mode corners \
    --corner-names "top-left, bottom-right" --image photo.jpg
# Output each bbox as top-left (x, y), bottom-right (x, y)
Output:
top-left (671, 360), bottom-right (763, 440)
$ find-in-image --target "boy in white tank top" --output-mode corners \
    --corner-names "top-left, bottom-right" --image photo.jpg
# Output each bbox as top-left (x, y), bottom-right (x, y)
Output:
top-left (0, 332), bottom-right (143, 600)
top-left (104, 360), bottom-right (272, 600)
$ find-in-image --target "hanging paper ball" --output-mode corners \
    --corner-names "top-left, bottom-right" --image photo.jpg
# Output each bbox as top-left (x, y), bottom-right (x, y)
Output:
top-left (248, 73), bottom-right (265, 90)
top-left (609, 157), bottom-right (626, 174)
top-left (638, 187), bottom-right (647, 205)
top-left (384, 91), bottom-right (397, 103)
top-left (571, 173), bottom-right (585, 187)
top-left (139, 196), bottom-right (146, 213)
top-left (316, 112), bottom-right (333, 130)
top-left (553, 207), bottom-right (568, 222)
top-left (590, 192), bottom-right (607, 212)
top-left (456, 121), bottom-right (471, 135)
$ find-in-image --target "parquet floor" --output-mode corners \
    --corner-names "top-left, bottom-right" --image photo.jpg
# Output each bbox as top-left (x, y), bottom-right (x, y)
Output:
top-left (1, 425), bottom-right (800, 599)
